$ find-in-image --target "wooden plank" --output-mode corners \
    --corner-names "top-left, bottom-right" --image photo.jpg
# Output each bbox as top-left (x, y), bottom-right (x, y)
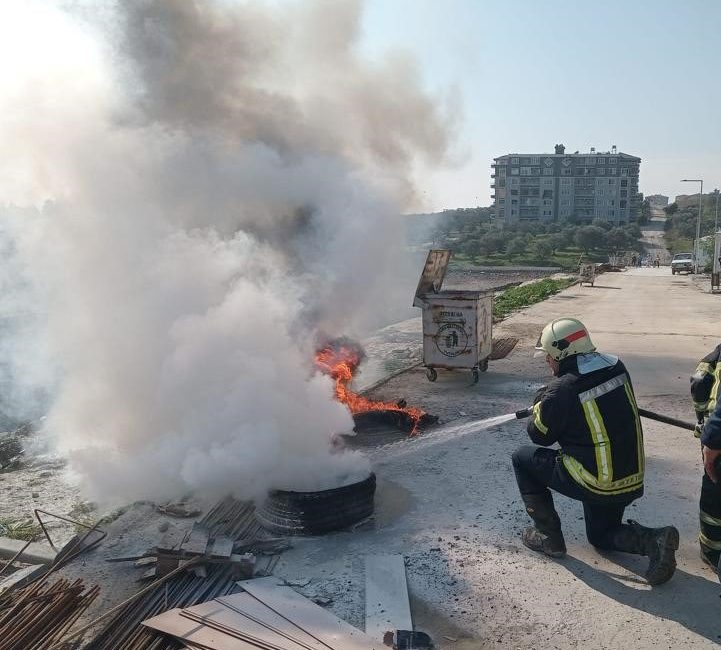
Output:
top-left (239, 577), bottom-right (380, 650)
top-left (142, 608), bottom-right (267, 650)
top-left (182, 600), bottom-right (312, 650)
top-left (214, 593), bottom-right (328, 650)
top-left (364, 554), bottom-right (412, 640)
top-left (182, 525), bottom-right (210, 556)
top-left (210, 535), bottom-right (234, 559)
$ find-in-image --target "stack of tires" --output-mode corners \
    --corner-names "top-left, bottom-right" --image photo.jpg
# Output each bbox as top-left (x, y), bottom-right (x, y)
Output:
top-left (256, 473), bottom-right (376, 536)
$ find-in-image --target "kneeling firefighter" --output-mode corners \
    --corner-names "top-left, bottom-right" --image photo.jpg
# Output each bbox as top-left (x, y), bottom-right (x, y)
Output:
top-left (512, 317), bottom-right (679, 585)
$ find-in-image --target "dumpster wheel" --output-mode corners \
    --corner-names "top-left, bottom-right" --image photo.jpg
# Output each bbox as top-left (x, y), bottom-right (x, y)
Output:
top-left (426, 367), bottom-right (437, 382)
top-left (472, 368), bottom-right (480, 383)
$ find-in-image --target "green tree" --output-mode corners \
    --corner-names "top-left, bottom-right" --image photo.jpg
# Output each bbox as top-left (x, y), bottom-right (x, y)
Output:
top-left (533, 239), bottom-right (553, 260)
top-left (664, 203), bottom-right (679, 216)
top-left (548, 233), bottom-right (566, 254)
top-left (574, 225), bottom-right (607, 252)
top-left (506, 236), bottom-right (527, 258)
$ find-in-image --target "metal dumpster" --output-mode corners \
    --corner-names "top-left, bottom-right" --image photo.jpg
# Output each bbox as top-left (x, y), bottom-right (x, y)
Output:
top-left (413, 250), bottom-right (493, 383)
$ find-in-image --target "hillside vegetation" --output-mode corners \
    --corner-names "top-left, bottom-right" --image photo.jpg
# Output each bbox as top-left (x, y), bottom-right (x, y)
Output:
top-left (407, 207), bottom-right (643, 270)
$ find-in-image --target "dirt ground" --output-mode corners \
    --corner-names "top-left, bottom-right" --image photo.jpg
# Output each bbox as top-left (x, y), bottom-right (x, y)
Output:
top-left (3, 266), bottom-right (721, 648)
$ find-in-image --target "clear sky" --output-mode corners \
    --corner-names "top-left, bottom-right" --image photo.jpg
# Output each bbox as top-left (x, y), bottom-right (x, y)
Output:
top-left (360, 0), bottom-right (721, 211)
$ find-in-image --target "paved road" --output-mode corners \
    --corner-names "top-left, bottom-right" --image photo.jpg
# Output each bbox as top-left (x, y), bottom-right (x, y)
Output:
top-left (277, 267), bottom-right (721, 650)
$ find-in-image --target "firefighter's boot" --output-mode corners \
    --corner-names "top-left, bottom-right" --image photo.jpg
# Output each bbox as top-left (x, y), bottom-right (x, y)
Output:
top-left (700, 547), bottom-right (721, 582)
top-left (611, 520), bottom-right (679, 585)
top-left (520, 494), bottom-right (566, 558)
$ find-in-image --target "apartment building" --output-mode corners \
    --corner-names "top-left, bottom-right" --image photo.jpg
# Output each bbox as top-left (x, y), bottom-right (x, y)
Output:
top-left (491, 144), bottom-right (641, 224)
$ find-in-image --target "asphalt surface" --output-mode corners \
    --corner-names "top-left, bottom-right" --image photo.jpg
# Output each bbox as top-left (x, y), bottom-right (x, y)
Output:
top-left (274, 266), bottom-right (721, 649)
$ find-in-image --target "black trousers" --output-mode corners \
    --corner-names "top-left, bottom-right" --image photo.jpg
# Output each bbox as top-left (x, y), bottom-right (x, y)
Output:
top-left (512, 445), bottom-right (634, 549)
top-left (700, 471), bottom-right (721, 563)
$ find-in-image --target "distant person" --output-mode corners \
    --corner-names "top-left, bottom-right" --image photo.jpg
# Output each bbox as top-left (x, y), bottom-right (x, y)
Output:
top-left (630, 254), bottom-right (637, 267)
top-left (654, 255), bottom-right (660, 268)
top-left (512, 317), bottom-right (679, 585)
top-left (690, 344), bottom-right (721, 579)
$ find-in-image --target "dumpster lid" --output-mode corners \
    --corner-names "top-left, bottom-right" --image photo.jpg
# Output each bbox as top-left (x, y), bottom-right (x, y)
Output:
top-left (413, 249), bottom-right (451, 307)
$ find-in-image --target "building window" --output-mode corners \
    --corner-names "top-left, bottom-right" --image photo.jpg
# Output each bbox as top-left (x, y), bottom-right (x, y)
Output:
top-left (511, 168), bottom-right (519, 175)
top-left (597, 168), bottom-right (605, 175)
top-left (608, 178), bottom-right (615, 184)
top-left (531, 167), bottom-right (541, 175)
top-left (511, 199), bottom-right (518, 205)
top-left (511, 157), bottom-right (519, 164)
top-left (597, 189), bottom-right (604, 195)
top-left (620, 200), bottom-right (627, 208)
top-left (586, 157), bottom-right (596, 165)
top-left (609, 168), bottom-right (616, 175)
top-left (510, 177), bottom-right (519, 184)
top-left (543, 168), bottom-right (553, 176)
top-left (620, 179), bottom-right (628, 187)
top-left (609, 157), bottom-right (618, 164)
top-left (529, 156), bottom-right (540, 165)
top-left (520, 167), bottom-right (532, 175)
top-left (510, 189), bottom-right (519, 195)
top-left (597, 158), bottom-right (605, 165)
top-left (621, 168), bottom-right (628, 176)
top-left (498, 167), bottom-right (507, 177)
top-left (620, 190), bottom-right (628, 197)
top-left (543, 178), bottom-right (553, 185)
top-left (499, 199), bottom-right (505, 205)
top-left (561, 168), bottom-right (572, 175)
top-left (511, 209), bottom-right (517, 215)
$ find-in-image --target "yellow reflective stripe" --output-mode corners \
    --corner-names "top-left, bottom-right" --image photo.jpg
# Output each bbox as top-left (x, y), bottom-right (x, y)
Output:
top-left (532, 401), bottom-right (548, 435)
top-left (624, 382), bottom-right (645, 474)
top-left (700, 510), bottom-right (721, 527)
top-left (709, 365), bottom-right (721, 412)
top-left (699, 532), bottom-right (721, 551)
top-left (561, 454), bottom-right (643, 496)
top-left (582, 400), bottom-right (612, 483)
top-left (696, 362), bottom-right (713, 376)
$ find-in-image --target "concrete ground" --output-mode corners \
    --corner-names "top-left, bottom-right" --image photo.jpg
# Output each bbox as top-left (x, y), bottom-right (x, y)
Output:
top-left (274, 267), bottom-right (721, 649)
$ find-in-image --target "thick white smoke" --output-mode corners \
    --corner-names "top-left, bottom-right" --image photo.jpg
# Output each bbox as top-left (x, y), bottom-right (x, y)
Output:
top-left (0, 0), bottom-right (454, 502)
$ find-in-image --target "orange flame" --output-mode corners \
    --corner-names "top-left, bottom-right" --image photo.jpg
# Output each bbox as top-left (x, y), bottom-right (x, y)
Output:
top-left (315, 345), bottom-right (426, 435)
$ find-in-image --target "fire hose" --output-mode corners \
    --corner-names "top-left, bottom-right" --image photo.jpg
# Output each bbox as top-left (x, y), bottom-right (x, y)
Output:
top-left (513, 405), bottom-right (696, 431)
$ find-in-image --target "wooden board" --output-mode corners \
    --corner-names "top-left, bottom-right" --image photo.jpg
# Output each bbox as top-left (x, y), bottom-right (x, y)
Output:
top-left (183, 525), bottom-right (211, 556)
top-left (239, 577), bottom-right (380, 650)
top-left (217, 593), bottom-right (328, 650)
top-left (210, 535), bottom-right (234, 559)
top-left (142, 608), bottom-right (266, 650)
top-left (182, 600), bottom-right (311, 650)
top-left (364, 555), bottom-right (412, 640)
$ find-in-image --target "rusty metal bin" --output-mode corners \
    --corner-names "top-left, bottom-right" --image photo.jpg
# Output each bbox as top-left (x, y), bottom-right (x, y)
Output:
top-left (413, 250), bottom-right (493, 383)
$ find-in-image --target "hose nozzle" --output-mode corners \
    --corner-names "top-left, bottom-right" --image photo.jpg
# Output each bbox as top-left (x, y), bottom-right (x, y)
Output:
top-left (515, 407), bottom-right (533, 420)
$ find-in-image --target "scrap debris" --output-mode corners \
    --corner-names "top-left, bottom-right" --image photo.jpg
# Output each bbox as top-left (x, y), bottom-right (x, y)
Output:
top-left (0, 576), bottom-right (99, 650)
top-left (143, 576), bottom-right (383, 650)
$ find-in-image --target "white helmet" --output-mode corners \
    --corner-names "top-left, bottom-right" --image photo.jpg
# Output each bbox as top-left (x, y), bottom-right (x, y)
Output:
top-left (535, 318), bottom-right (596, 361)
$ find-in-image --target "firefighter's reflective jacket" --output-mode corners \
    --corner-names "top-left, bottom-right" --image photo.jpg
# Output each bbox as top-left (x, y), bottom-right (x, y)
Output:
top-left (527, 354), bottom-right (644, 502)
top-left (691, 343), bottom-right (721, 420)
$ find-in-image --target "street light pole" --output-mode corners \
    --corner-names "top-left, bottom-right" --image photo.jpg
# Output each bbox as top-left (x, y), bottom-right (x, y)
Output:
top-left (681, 179), bottom-right (703, 273)
top-left (715, 189), bottom-right (720, 233)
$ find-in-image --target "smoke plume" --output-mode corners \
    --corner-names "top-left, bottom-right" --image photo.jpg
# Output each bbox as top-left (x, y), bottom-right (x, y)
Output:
top-left (0, 0), bottom-right (453, 502)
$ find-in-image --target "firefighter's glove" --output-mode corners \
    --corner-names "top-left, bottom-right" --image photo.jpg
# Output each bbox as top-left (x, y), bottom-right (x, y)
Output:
top-left (694, 422), bottom-right (704, 439)
top-left (533, 385), bottom-right (548, 405)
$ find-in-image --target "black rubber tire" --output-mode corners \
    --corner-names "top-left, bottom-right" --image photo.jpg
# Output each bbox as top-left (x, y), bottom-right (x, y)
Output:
top-left (257, 473), bottom-right (376, 536)
top-left (426, 367), bottom-right (437, 382)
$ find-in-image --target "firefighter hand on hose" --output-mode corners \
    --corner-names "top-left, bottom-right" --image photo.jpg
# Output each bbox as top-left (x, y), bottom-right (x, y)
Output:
top-left (690, 344), bottom-right (721, 578)
top-left (512, 317), bottom-right (679, 585)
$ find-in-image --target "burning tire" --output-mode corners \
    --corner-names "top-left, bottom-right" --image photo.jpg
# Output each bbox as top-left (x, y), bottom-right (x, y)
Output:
top-left (257, 473), bottom-right (376, 536)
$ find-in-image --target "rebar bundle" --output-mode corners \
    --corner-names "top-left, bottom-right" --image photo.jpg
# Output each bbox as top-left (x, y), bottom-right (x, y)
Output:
top-left (0, 577), bottom-right (99, 650)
